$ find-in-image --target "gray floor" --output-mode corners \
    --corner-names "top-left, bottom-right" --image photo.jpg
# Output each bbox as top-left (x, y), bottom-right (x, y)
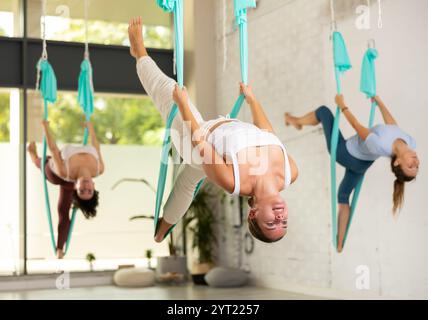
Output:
top-left (0, 284), bottom-right (322, 300)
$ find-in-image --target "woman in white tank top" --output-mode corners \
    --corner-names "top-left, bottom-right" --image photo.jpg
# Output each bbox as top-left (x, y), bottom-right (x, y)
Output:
top-left (129, 18), bottom-right (298, 244)
top-left (167, 84), bottom-right (298, 243)
top-left (44, 120), bottom-right (104, 200)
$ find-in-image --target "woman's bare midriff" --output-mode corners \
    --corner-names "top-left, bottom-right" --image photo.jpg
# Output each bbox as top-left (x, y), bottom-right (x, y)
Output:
top-left (206, 119), bottom-right (235, 137)
top-left (67, 153), bottom-right (99, 179)
top-left (204, 120), bottom-right (285, 195)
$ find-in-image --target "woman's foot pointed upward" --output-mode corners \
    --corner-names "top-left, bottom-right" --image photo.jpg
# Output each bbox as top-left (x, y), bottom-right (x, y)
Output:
top-left (284, 112), bottom-right (303, 130)
top-left (128, 16), bottom-right (148, 60)
top-left (27, 142), bottom-right (40, 164)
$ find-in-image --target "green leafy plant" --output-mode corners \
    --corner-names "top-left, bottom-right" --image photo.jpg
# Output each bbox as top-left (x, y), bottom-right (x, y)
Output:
top-left (183, 184), bottom-right (217, 264)
top-left (125, 178), bottom-right (177, 256)
top-left (145, 249), bottom-right (153, 269)
top-left (0, 93), bottom-right (10, 142)
top-left (47, 93), bottom-right (164, 146)
top-left (86, 253), bottom-right (96, 272)
top-left (130, 213), bottom-right (177, 256)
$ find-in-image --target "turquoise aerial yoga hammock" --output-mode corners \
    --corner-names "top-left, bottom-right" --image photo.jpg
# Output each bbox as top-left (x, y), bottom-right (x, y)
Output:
top-left (37, 2), bottom-right (94, 254)
top-left (63, 57), bottom-right (95, 255)
top-left (37, 58), bottom-right (59, 254)
top-left (342, 46), bottom-right (378, 246)
top-left (330, 30), bottom-right (352, 249)
top-left (330, 31), bottom-right (379, 249)
top-left (153, 0), bottom-right (256, 238)
top-left (37, 55), bottom-right (94, 256)
top-left (65, 0), bottom-right (95, 255)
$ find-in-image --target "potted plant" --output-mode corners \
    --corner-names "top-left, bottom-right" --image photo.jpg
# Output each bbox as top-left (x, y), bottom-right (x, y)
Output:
top-left (86, 253), bottom-right (96, 272)
top-left (122, 176), bottom-right (188, 284)
top-left (145, 249), bottom-right (153, 270)
top-left (183, 184), bottom-right (218, 285)
top-left (129, 212), bottom-right (188, 283)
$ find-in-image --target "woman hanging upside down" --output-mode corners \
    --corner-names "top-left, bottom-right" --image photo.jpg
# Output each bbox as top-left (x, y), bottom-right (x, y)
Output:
top-left (285, 95), bottom-right (419, 252)
top-left (128, 17), bottom-right (298, 244)
top-left (27, 121), bottom-right (104, 259)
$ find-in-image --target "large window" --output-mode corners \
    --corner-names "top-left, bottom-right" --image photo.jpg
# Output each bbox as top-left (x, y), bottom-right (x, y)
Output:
top-left (0, 0), bottom-right (175, 275)
top-left (0, 0), bottom-right (21, 37)
top-left (26, 91), bottom-right (172, 274)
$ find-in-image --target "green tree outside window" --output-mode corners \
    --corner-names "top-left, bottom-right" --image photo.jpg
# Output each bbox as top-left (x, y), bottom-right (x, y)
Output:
top-left (0, 93), bottom-right (10, 142)
top-left (47, 93), bottom-right (164, 146)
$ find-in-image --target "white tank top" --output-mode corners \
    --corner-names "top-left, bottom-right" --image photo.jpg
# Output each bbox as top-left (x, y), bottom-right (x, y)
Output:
top-left (200, 116), bottom-right (292, 196)
top-left (49, 144), bottom-right (100, 182)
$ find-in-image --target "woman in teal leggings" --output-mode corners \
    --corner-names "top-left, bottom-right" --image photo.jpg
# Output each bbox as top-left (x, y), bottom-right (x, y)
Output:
top-left (285, 94), bottom-right (419, 252)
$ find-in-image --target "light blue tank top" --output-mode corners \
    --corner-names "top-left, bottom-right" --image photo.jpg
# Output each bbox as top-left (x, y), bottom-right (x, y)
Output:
top-left (346, 124), bottom-right (416, 161)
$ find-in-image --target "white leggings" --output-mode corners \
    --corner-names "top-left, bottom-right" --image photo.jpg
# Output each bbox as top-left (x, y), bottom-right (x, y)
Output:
top-left (136, 56), bottom-right (207, 225)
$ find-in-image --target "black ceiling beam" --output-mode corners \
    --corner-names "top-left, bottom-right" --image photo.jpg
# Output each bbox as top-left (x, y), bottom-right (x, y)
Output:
top-left (0, 36), bottom-right (175, 95)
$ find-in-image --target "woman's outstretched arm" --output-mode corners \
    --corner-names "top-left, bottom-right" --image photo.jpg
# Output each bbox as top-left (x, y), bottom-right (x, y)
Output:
top-left (56, 185), bottom-right (74, 258)
top-left (173, 86), bottom-right (235, 193)
top-left (240, 83), bottom-right (274, 133)
top-left (86, 121), bottom-right (105, 174)
top-left (373, 95), bottom-right (397, 125)
top-left (42, 121), bottom-right (67, 178)
top-left (335, 95), bottom-right (371, 141)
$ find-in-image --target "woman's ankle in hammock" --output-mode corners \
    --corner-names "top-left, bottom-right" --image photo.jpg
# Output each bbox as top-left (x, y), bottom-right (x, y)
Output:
top-left (154, 217), bottom-right (172, 243)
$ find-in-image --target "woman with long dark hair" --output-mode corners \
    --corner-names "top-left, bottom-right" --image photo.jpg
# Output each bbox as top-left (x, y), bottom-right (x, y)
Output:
top-left (27, 121), bottom-right (104, 258)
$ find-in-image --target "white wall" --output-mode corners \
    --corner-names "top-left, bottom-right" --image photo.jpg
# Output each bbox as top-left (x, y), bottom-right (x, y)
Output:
top-left (207, 0), bottom-right (428, 299)
top-left (0, 144), bottom-right (20, 275)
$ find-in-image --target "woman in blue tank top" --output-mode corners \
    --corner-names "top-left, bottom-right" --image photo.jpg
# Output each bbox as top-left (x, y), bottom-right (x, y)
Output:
top-left (285, 94), bottom-right (419, 252)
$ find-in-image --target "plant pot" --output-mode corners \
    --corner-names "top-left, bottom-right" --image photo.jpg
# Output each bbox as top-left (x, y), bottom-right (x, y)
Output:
top-left (191, 262), bottom-right (214, 286)
top-left (156, 256), bottom-right (188, 283)
top-left (191, 274), bottom-right (208, 285)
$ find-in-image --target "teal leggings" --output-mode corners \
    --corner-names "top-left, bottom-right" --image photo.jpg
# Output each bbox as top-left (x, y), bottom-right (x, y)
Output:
top-left (315, 106), bottom-right (374, 204)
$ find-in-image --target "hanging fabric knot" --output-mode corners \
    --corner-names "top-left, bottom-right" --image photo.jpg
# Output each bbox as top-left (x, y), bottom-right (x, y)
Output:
top-left (366, 47), bottom-right (378, 60)
top-left (332, 31), bottom-right (352, 74)
top-left (78, 59), bottom-right (95, 119)
top-left (235, 11), bottom-right (248, 26)
top-left (156, 0), bottom-right (177, 12)
top-left (37, 59), bottom-right (57, 104)
top-left (234, 0), bottom-right (256, 26)
top-left (360, 48), bottom-right (379, 98)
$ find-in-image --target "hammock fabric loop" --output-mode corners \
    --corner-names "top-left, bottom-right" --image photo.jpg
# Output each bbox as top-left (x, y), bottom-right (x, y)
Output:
top-left (153, 0), bottom-right (256, 238)
top-left (37, 0), bottom-right (95, 255)
top-left (330, 31), bottom-right (379, 250)
top-left (342, 47), bottom-right (379, 247)
top-left (156, 0), bottom-right (177, 12)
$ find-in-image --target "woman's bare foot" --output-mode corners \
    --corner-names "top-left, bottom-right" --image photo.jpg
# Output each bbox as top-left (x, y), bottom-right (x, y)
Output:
top-left (154, 217), bottom-right (173, 243)
top-left (57, 249), bottom-right (65, 259)
top-left (284, 113), bottom-right (303, 130)
top-left (27, 142), bottom-right (39, 164)
top-left (128, 16), bottom-right (148, 59)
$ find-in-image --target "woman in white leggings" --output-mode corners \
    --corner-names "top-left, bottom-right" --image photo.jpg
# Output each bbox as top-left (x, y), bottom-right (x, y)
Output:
top-left (128, 17), bottom-right (299, 243)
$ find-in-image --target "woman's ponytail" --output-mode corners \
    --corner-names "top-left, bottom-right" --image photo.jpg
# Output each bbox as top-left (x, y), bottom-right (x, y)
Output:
top-left (392, 178), bottom-right (405, 215)
top-left (391, 155), bottom-right (415, 215)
